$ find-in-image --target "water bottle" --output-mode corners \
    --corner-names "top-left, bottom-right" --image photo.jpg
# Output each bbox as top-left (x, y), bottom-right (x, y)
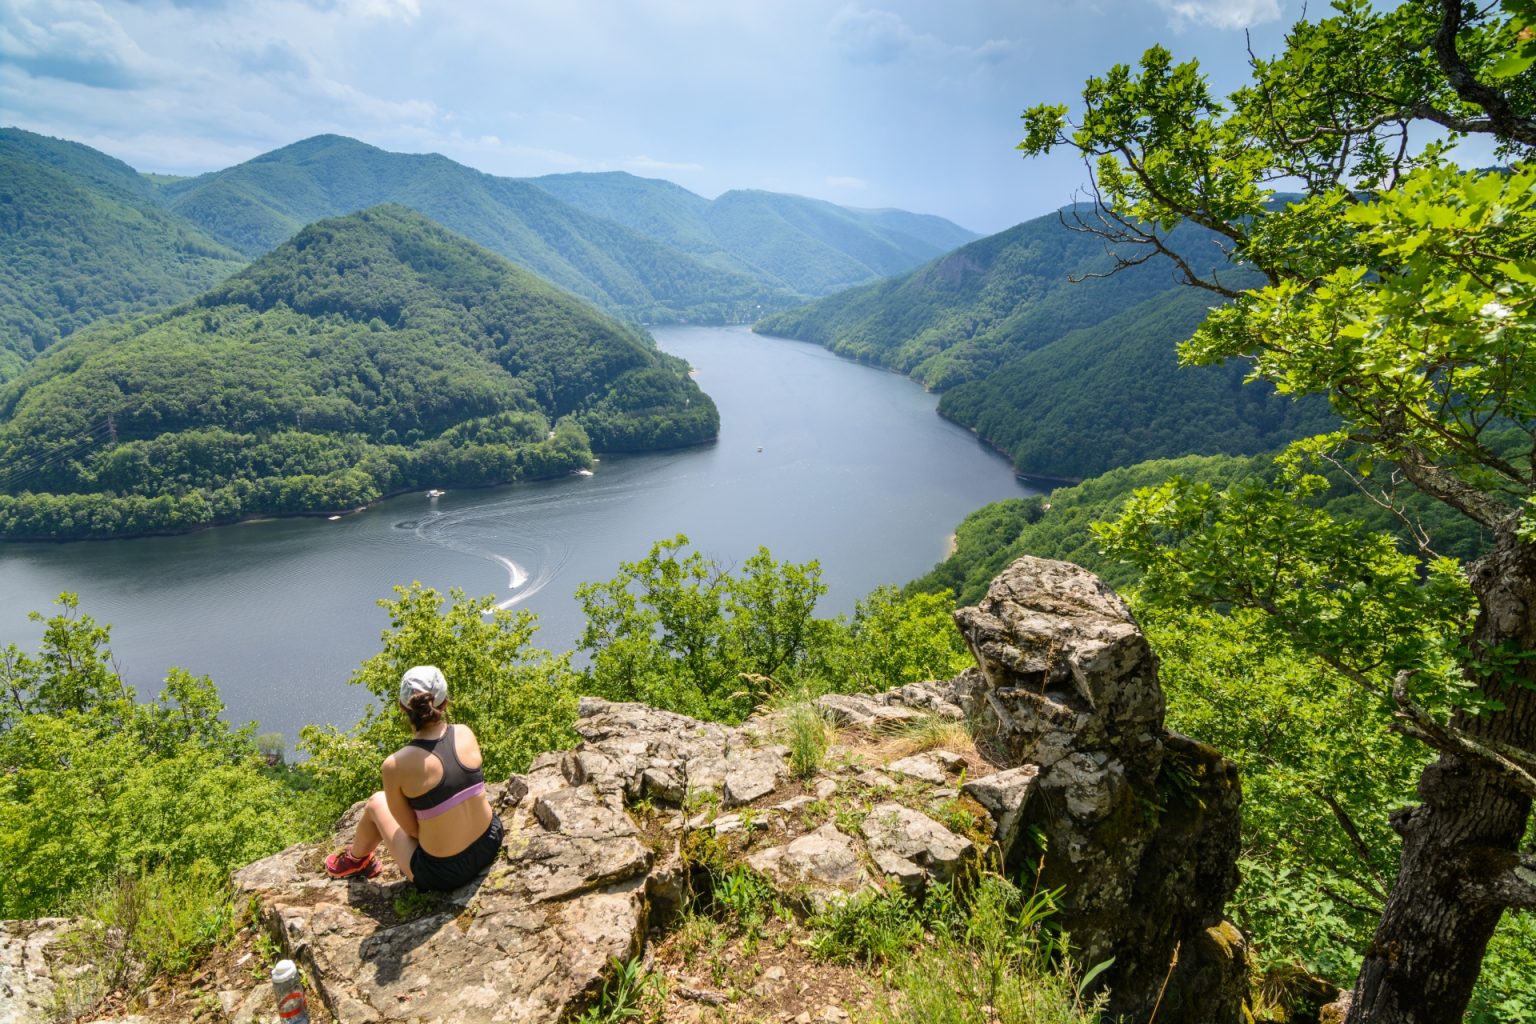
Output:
top-left (271, 959), bottom-right (312, 1023)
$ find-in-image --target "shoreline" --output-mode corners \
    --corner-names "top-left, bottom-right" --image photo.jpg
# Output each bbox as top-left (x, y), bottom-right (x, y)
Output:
top-left (0, 437), bottom-right (724, 545)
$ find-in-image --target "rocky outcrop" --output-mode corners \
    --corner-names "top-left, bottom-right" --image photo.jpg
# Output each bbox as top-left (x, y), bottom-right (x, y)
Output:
top-left (229, 688), bottom-right (985, 1023)
top-left (951, 555), bottom-right (1248, 1023)
top-left (232, 774), bottom-right (649, 1024)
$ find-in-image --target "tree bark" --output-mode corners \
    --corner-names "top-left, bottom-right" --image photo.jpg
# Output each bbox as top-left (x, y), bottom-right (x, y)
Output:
top-left (1349, 528), bottom-right (1536, 1022)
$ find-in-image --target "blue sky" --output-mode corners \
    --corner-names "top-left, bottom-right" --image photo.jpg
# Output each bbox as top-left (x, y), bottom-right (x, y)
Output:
top-left (2, 0), bottom-right (1302, 234)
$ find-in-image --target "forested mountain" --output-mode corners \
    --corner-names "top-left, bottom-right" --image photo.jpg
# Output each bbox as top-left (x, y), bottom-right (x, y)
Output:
top-left (157, 135), bottom-right (790, 323)
top-left (756, 209), bottom-right (1326, 479)
top-left (0, 129), bottom-right (247, 384)
top-left (936, 286), bottom-right (1332, 479)
top-left (704, 189), bottom-right (979, 296)
top-left (755, 210), bottom-right (1224, 389)
top-left (0, 205), bottom-right (718, 540)
top-left (532, 172), bottom-right (979, 296)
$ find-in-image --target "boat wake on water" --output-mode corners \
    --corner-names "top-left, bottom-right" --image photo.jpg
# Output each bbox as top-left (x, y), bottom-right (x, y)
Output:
top-left (395, 468), bottom-right (673, 612)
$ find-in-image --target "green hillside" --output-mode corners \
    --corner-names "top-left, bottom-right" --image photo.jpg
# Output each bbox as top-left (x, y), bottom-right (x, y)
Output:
top-left (527, 171), bottom-right (741, 270)
top-left (754, 210), bottom-right (1328, 479)
top-left (937, 285), bottom-right (1332, 479)
top-left (158, 136), bottom-right (794, 323)
top-left (531, 172), bottom-right (979, 296)
top-left (704, 189), bottom-right (977, 296)
top-left (0, 129), bottom-right (247, 383)
top-left (0, 205), bottom-right (718, 540)
top-left (754, 210), bottom-right (1228, 389)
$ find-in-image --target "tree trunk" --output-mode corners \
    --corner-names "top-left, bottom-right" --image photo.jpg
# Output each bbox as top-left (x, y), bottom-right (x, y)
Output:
top-left (1348, 530), bottom-right (1536, 1023)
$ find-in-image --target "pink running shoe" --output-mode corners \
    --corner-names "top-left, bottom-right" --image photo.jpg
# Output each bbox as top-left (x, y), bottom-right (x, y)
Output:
top-left (324, 849), bottom-right (381, 879)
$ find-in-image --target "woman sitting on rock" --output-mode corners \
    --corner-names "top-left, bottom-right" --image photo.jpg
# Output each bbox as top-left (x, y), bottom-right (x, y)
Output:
top-left (325, 666), bottom-right (504, 891)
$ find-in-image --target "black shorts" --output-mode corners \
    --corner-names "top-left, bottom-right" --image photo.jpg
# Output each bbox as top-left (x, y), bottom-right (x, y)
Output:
top-left (410, 815), bottom-right (504, 893)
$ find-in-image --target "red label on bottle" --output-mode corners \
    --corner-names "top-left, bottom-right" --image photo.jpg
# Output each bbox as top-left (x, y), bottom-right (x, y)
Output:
top-left (277, 990), bottom-right (308, 1019)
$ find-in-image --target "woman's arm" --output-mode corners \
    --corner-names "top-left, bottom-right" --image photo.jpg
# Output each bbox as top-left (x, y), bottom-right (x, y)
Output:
top-left (381, 754), bottom-right (420, 839)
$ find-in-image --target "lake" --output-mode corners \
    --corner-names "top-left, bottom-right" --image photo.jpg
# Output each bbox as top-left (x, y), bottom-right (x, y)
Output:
top-left (0, 326), bottom-right (1034, 742)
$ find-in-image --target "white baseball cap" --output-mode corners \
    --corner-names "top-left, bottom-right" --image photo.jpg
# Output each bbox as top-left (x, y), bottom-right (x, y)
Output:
top-left (398, 665), bottom-right (448, 708)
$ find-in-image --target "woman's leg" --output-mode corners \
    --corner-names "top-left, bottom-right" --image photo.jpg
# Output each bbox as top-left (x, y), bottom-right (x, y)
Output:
top-left (349, 791), bottom-right (419, 879)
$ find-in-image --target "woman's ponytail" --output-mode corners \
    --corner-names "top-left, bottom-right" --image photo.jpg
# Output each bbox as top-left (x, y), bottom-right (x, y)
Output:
top-left (404, 690), bottom-right (444, 730)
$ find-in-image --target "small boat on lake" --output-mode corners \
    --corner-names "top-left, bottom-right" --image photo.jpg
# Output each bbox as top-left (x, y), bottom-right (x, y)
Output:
top-left (427, 489), bottom-right (445, 498)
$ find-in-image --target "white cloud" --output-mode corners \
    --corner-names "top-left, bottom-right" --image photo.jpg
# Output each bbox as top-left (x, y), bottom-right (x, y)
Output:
top-left (828, 6), bottom-right (1016, 66)
top-left (1150, 0), bottom-right (1281, 30)
top-left (0, 0), bottom-right (161, 88)
top-left (824, 175), bottom-right (867, 189)
top-left (345, 0), bottom-right (418, 20)
top-left (624, 154), bottom-right (703, 173)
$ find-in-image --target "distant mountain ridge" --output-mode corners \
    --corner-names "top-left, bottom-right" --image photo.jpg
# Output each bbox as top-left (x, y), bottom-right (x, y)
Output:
top-left (158, 135), bottom-right (976, 321)
top-left (0, 129), bottom-right (246, 382)
top-left (756, 208), bottom-right (1331, 479)
top-left (0, 205), bottom-right (718, 540)
top-left (156, 135), bottom-right (786, 324)
top-left (530, 172), bottom-right (979, 296)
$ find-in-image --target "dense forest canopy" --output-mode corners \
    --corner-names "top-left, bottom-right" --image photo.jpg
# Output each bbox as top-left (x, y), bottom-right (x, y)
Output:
top-left (756, 209), bottom-right (1328, 480)
top-left (0, 205), bottom-right (718, 540)
top-left (158, 136), bottom-right (789, 325)
top-left (527, 173), bottom-right (980, 298)
top-left (0, 129), bottom-right (247, 384)
top-left (155, 135), bottom-right (975, 325)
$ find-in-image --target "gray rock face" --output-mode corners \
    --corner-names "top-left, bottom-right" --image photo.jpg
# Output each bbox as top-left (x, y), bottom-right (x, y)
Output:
top-left (886, 755), bottom-right (946, 785)
top-left (951, 556), bottom-right (1247, 1024)
top-left (748, 824), bottom-right (867, 901)
top-left (0, 918), bottom-right (73, 1024)
top-left (234, 772), bottom-right (650, 1023)
top-left (961, 764), bottom-right (1039, 866)
top-left (859, 803), bottom-right (973, 887)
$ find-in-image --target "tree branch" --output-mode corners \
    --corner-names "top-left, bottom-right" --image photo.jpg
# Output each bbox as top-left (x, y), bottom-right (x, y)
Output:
top-left (1318, 452), bottom-right (1440, 558)
top-left (1310, 786), bottom-right (1391, 899)
top-left (1392, 447), bottom-right (1514, 531)
top-left (1432, 0), bottom-right (1536, 147)
top-left (1059, 198), bottom-right (1247, 299)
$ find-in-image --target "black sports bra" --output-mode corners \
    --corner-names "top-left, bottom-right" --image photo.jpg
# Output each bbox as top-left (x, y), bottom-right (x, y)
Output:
top-left (404, 725), bottom-right (486, 820)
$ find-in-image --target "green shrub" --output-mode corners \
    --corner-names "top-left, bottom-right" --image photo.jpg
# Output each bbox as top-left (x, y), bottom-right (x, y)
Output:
top-left (0, 596), bottom-right (311, 919)
top-left (50, 863), bottom-right (237, 1018)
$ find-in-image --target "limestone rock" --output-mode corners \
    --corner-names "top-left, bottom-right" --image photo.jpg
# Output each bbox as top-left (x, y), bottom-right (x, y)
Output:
top-left (886, 755), bottom-right (946, 785)
top-left (747, 824), bottom-right (866, 903)
top-left (961, 764), bottom-right (1039, 865)
top-left (953, 555), bottom-right (1164, 776)
top-left (0, 918), bottom-right (74, 1024)
top-left (860, 803), bottom-right (973, 886)
top-left (952, 556), bottom-right (1247, 1024)
top-left (235, 763), bottom-right (651, 1023)
top-left (817, 693), bottom-right (925, 730)
top-left (722, 745), bottom-right (791, 807)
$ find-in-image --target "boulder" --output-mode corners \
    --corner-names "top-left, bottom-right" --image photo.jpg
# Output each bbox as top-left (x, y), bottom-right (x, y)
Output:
top-left (961, 764), bottom-right (1039, 866)
top-left (951, 556), bottom-right (1248, 1024)
top-left (885, 755), bottom-right (946, 785)
top-left (747, 824), bottom-right (867, 904)
top-left (859, 803), bottom-right (973, 887)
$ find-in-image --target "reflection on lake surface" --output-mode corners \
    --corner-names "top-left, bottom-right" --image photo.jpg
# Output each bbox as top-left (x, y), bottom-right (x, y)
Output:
top-left (0, 326), bottom-right (1034, 741)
